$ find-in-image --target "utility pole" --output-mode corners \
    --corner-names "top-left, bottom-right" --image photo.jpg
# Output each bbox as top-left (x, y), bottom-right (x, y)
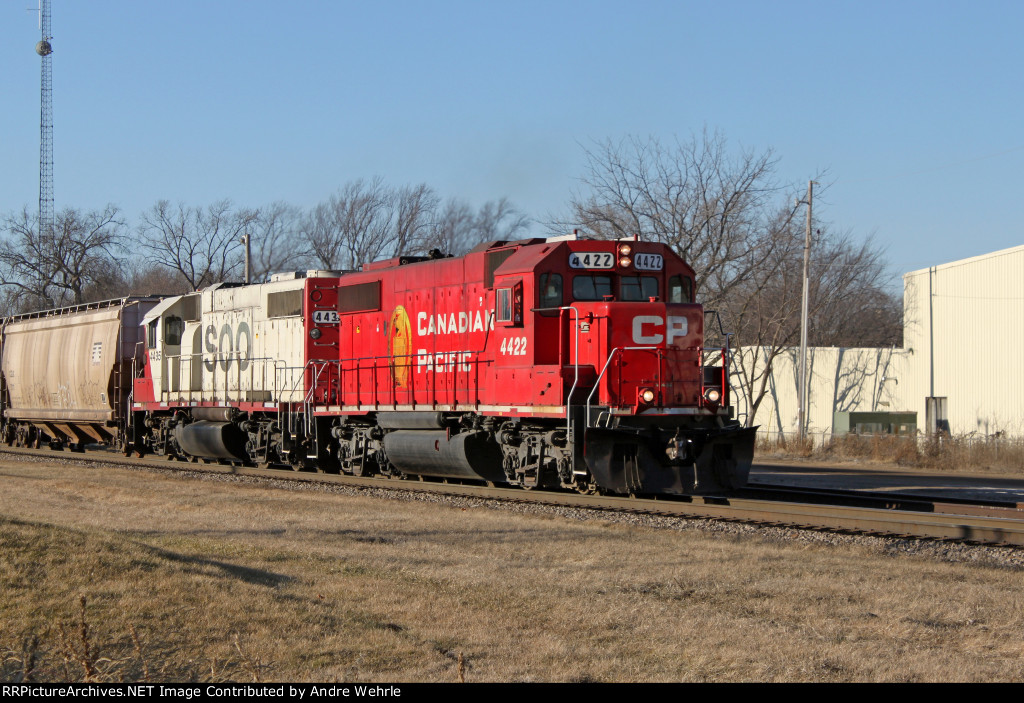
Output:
top-left (797, 180), bottom-right (816, 443)
top-left (242, 233), bottom-right (252, 284)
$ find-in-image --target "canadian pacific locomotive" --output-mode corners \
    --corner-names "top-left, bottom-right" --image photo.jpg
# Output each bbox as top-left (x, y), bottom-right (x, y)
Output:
top-left (0, 236), bottom-right (756, 494)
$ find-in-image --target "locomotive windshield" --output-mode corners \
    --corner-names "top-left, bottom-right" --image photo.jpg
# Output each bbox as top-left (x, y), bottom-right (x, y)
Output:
top-left (570, 274), bottom-right (670, 302)
top-left (620, 276), bottom-right (659, 301)
top-left (572, 275), bottom-right (613, 301)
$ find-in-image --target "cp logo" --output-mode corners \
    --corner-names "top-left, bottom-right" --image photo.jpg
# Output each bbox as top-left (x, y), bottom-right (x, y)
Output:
top-left (631, 315), bottom-right (688, 346)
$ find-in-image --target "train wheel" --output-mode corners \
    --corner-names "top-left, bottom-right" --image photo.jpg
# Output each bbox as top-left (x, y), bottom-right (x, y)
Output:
top-left (291, 459), bottom-right (315, 472)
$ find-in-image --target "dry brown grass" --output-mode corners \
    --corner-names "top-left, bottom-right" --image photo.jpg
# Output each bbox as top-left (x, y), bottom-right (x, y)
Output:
top-left (757, 433), bottom-right (1024, 476)
top-left (2, 458), bottom-right (1024, 682)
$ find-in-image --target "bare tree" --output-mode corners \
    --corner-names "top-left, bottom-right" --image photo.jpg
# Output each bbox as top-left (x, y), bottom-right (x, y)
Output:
top-left (137, 199), bottom-right (258, 290)
top-left (429, 199), bottom-right (476, 255)
top-left (0, 204), bottom-right (126, 310)
top-left (0, 207), bottom-right (62, 310)
top-left (564, 131), bottom-right (900, 426)
top-left (804, 234), bottom-right (902, 347)
top-left (248, 202), bottom-right (310, 282)
top-left (565, 131), bottom-right (787, 310)
top-left (392, 183), bottom-right (440, 257)
top-left (122, 263), bottom-right (195, 297)
top-left (300, 200), bottom-right (341, 270)
top-left (427, 197), bottom-right (530, 255)
top-left (471, 197), bottom-right (530, 243)
top-left (303, 178), bottom-right (395, 270)
top-left (301, 178), bottom-right (532, 269)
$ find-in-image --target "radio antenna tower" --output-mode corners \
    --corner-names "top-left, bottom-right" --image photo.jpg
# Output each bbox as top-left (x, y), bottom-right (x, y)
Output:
top-left (35, 0), bottom-right (54, 240)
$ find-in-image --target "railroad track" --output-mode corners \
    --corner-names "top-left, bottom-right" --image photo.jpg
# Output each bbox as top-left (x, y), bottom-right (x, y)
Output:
top-left (742, 484), bottom-right (1024, 519)
top-left (5, 446), bottom-right (1024, 547)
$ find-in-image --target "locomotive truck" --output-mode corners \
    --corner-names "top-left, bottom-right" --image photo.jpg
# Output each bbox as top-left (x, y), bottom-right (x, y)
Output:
top-left (0, 236), bottom-right (756, 495)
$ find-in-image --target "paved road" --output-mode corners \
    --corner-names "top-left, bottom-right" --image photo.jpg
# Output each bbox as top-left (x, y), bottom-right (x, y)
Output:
top-left (750, 460), bottom-right (1024, 505)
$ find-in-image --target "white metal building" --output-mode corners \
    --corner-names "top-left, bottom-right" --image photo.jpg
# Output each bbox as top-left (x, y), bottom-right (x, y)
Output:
top-left (733, 243), bottom-right (1024, 439)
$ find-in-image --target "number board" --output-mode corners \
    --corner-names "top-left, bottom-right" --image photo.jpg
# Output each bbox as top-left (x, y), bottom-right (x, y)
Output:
top-left (634, 253), bottom-right (664, 271)
top-left (568, 252), bottom-right (614, 269)
top-left (313, 310), bottom-right (340, 324)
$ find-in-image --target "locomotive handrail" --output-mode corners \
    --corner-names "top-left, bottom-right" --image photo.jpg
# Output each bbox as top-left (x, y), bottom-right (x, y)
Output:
top-left (702, 309), bottom-right (733, 355)
top-left (304, 360), bottom-right (336, 437)
top-left (156, 353), bottom-right (298, 404)
top-left (533, 305), bottom-right (582, 437)
top-left (584, 346), bottom-right (660, 428)
top-left (583, 344), bottom-right (733, 429)
top-left (302, 350), bottom-right (492, 412)
top-left (703, 346), bottom-right (730, 409)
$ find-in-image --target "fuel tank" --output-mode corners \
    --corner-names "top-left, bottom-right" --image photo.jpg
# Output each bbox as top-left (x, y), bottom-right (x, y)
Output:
top-left (174, 421), bottom-right (248, 461)
top-left (382, 430), bottom-right (506, 483)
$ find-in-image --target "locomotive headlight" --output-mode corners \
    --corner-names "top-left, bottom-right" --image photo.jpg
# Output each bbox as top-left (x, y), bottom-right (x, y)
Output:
top-left (640, 388), bottom-right (656, 403)
top-left (310, 328), bottom-right (322, 340)
top-left (704, 388), bottom-right (721, 404)
top-left (618, 256), bottom-right (632, 268)
top-left (618, 243), bottom-right (632, 256)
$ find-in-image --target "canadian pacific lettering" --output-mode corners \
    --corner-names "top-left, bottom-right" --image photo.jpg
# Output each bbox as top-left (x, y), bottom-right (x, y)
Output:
top-left (416, 310), bottom-right (494, 336)
top-left (417, 349), bottom-right (474, 373)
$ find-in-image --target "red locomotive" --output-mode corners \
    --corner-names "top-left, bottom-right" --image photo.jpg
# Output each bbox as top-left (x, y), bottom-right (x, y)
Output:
top-left (1, 236), bottom-right (755, 494)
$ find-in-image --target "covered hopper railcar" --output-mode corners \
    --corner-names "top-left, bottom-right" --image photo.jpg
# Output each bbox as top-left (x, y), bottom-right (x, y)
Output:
top-left (1, 237), bottom-right (756, 495)
top-left (0, 297), bottom-right (161, 450)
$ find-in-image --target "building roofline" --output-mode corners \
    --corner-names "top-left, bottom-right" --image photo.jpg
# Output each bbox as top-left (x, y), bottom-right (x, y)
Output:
top-left (904, 241), bottom-right (1024, 279)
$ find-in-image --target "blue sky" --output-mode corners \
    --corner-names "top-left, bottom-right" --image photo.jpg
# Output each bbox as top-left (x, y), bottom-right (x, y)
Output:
top-left (1, 1), bottom-right (1022, 283)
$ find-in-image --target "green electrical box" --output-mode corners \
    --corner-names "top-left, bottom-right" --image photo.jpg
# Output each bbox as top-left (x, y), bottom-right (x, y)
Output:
top-left (833, 411), bottom-right (917, 436)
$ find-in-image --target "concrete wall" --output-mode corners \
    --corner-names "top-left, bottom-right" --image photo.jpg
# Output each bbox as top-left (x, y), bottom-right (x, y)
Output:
top-left (732, 346), bottom-right (912, 440)
top-left (733, 242), bottom-right (1024, 439)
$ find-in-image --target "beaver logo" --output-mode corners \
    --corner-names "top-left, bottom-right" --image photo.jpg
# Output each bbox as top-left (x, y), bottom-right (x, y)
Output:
top-left (388, 306), bottom-right (412, 388)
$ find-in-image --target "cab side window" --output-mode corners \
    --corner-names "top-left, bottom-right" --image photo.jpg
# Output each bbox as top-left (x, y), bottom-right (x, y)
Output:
top-left (164, 316), bottom-right (184, 346)
top-left (496, 288), bottom-right (513, 323)
top-left (496, 281), bottom-right (524, 326)
top-left (539, 273), bottom-right (562, 308)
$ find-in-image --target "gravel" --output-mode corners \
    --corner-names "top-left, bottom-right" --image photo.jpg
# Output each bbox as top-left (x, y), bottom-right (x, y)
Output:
top-left (12, 449), bottom-right (1024, 570)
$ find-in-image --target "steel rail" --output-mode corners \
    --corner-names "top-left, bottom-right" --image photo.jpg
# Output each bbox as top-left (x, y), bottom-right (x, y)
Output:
top-left (3, 446), bottom-right (1024, 547)
top-left (742, 484), bottom-right (1024, 519)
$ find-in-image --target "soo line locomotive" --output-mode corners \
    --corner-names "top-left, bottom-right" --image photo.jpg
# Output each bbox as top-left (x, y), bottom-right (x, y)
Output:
top-left (0, 236), bottom-right (756, 494)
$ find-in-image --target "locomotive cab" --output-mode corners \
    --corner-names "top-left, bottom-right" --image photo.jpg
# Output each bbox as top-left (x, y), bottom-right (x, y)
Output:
top-left (488, 237), bottom-right (754, 494)
top-left (491, 239), bottom-right (724, 414)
